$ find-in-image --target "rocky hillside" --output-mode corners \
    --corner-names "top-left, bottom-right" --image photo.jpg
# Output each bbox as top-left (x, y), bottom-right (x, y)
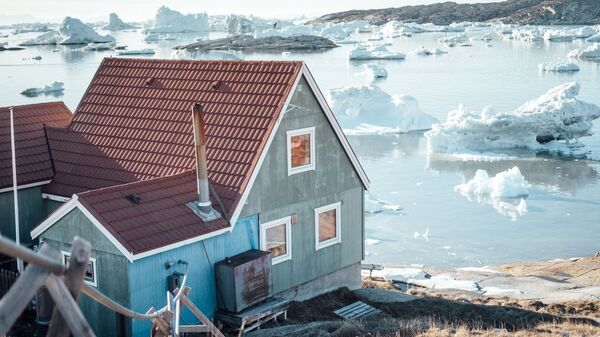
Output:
top-left (309, 0), bottom-right (600, 26)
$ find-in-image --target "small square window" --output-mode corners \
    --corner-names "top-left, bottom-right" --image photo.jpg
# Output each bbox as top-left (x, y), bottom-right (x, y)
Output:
top-left (61, 251), bottom-right (98, 287)
top-left (315, 202), bottom-right (341, 250)
top-left (287, 127), bottom-right (315, 175)
top-left (260, 216), bottom-right (292, 264)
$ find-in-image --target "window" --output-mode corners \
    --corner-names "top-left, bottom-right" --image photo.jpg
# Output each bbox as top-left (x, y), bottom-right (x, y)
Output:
top-left (287, 127), bottom-right (315, 175)
top-left (260, 216), bottom-right (292, 264)
top-left (314, 202), bottom-right (341, 250)
top-left (61, 251), bottom-right (98, 287)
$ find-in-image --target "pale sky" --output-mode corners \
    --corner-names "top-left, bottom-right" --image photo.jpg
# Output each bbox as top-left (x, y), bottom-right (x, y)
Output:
top-left (2, 0), bottom-right (499, 22)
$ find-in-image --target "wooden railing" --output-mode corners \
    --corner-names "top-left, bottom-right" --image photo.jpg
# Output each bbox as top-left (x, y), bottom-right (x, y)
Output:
top-left (0, 235), bottom-right (225, 337)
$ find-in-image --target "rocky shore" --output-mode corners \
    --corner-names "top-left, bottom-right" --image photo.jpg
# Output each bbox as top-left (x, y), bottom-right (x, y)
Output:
top-left (176, 35), bottom-right (337, 52)
top-left (309, 0), bottom-right (600, 26)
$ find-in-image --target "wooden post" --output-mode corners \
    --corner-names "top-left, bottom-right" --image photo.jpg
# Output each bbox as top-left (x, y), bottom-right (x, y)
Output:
top-left (45, 274), bottom-right (96, 337)
top-left (47, 237), bottom-right (92, 337)
top-left (0, 244), bottom-right (59, 336)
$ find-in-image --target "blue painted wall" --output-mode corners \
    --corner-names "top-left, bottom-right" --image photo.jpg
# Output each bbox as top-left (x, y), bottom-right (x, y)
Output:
top-left (128, 215), bottom-right (259, 337)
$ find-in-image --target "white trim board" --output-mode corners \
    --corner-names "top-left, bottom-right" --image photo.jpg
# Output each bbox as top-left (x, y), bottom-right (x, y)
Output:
top-left (0, 180), bottom-right (52, 194)
top-left (42, 193), bottom-right (70, 202)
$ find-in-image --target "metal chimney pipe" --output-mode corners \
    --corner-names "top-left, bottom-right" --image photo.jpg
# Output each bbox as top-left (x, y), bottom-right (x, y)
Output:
top-left (191, 103), bottom-right (212, 213)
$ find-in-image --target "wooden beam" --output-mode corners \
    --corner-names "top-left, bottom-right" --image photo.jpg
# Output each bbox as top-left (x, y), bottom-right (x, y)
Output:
top-left (45, 274), bottom-right (96, 337)
top-left (175, 287), bottom-right (226, 337)
top-left (0, 235), bottom-right (65, 275)
top-left (178, 325), bottom-right (209, 333)
top-left (47, 237), bottom-right (92, 337)
top-left (0, 244), bottom-right (59, 336)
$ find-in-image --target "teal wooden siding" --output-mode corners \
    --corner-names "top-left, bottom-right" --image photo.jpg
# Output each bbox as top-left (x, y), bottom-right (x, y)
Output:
top-left (0, 186), bottom-right (61, 246)
top-left (240, 75), bottom-right (365, 294)
top-left (128, 215), bottom-right (258, 337)
top-left (40, 208), bottom-right (131, 337)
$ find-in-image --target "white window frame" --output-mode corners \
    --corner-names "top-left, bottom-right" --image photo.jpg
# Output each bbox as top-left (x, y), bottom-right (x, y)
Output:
top-left (314, 202), bottom-right (342, 250)
top-left (259, 216), bottom-right (292, 265)
top-left (61, 250), bottom-right (98, 287)
top-left (286, 127), bottom-right (316, 176)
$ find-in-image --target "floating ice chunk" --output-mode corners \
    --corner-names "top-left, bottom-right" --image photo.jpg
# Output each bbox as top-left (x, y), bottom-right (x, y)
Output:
top-left (415, 46), bottom-right (446, 55)
top-left (586, 34), bottom-right (600, 43)
top-left (575, 26), bottom-right (596, 39)
top-left (362, 63), bottom-right (388, 81)
top-left (544, 29), bottom-right (574, 42)
top-left (438, 34), bottom-right (468, 47)
top-left (83, 42), bottom-right (115, 51)
top-left (150, 6), bottom-right (209, 33)
top-left (349, 45), bottom-right (405, 60)
top-left (103, 13), bottom-right (134, 31)
top-left (365, 239), bottom-right (380, 245)
top-left (20, 81), bottom-right (64, 97)
top-left (21, 17), bottom-right (114, 46)
top-left (568, 44), bottom-right (600, 60)
top-left (538, 62), bottom-right (580, 72)
top-left (413, 228), bottom-right (429, 241)
top-left (364, 193), bottom-right (402, 213)
top-left (117, 49), bottom-right (155, 56)
top-left (510, 27), bottom-right (544, 42)
top-left (426, 82), bottom-right (600, 156)
top-left (327, 85), bottom-right (437, 132)
top-left (455, 167), bottom-right (530, 199)
top-left (482, 287), bottom-right (523, 297)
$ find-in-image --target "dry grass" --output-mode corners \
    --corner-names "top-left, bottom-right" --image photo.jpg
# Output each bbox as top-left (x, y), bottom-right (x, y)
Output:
top-left (416, 322), bottom-right (600, 337)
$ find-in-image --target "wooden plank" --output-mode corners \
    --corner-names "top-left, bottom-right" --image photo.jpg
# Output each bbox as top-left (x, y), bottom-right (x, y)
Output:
top-left (176, 288), bottom-right (225, 337)
top-left (166, 292), bottom-right (175, 337)
top-left (334, 301), bottom-right (381, 320)
top-left (0, 244), bottom-right (58, 336)
top-left (179, 325), bottom-right (209, 333)
top-left (47, 237), bottom-right (92, 337)
top-left (45, 274), bottom-right (96, 337)
top-left (0, 235), bottom-right (65, 275)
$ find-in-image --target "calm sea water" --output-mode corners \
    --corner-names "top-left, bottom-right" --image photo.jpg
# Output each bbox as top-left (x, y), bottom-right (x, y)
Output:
top-left (1, 27), bottom-right (599, 268)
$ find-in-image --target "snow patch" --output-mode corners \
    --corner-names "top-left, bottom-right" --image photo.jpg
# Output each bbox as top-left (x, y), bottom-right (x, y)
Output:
top-left (482, 287), bottom-right (523, 297)
top-left (457, 266), bottom-right (502, 274)
top-left (365, 239), bottom-right (380, 245)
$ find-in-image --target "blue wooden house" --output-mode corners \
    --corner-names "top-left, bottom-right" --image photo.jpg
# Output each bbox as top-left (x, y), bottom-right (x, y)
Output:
top-left (29, 58), bottom-right (369, 337)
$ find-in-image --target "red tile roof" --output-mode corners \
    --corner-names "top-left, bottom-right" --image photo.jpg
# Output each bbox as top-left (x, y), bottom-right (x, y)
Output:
top-left (0, 102), bottom-right (72, 190)
top-left (40, 58), bottom-right (303, 254)
top-left (77, 170), bottom-right (228, 255)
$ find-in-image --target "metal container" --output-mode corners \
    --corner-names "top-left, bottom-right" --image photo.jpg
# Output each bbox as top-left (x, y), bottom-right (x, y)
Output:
top-left (215, 249), bottom-right (272, 313)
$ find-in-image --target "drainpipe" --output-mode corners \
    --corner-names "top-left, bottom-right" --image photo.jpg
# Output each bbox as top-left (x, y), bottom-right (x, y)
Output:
top-left (9, 107), bottom-right (23, 272)
top-left (189, 103), bottom-right (221, 221)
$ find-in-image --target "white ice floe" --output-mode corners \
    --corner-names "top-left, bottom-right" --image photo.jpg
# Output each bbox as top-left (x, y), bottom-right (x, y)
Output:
top-left (586, 34), bottom-right (600, 43)
top-left (21, 17), bottom-right (114, 45)
top-left (150, 6), bottom-right (209, 33)
top-left (328, 85), bottom-right (437, 132)
top-left (414, 46), bottom-right (447, 56)
top-left (365, 239), bottom-right (380, 245)
top-left (117, 49), bottom-right (155, 56)
top-left (438, 34), bottom-right (468, 47)
top-left (538, 62), bottom-right (580, 72)
top-left (83, 42), bottom-right (115, 51)
top-left (568, 44), bottom-right (600, 60)
top-left (413, 228), bottom-right (429, 241)
top-left (349, 45), bottom-right (406, 60)
top-left (544, 29), bottom-right (574, 42)
top-left (103, 13), bottom-right (134, 31)
top-left (425, 82), bottom-right (600, 158)
top-left (575, 26), bottom-right (597, 39)
top-left (455, 167), bottom-right (530, 199)
top-left (482, 287), bottom-right (523, 297)
top-left (20, 81), bottom-right (64, 97)
top-left (509, 27), bottom-right (544, 42)
top-left (454, 167), bottom-right (530, 219)
top-left (362, 63), bottom-right (388, 81)
top-left (364, 193), bottom-right (402, 213)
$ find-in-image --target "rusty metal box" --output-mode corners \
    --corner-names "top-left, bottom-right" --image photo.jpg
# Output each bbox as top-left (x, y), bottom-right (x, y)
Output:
top-left (215, 249), bottom-right (273, 313)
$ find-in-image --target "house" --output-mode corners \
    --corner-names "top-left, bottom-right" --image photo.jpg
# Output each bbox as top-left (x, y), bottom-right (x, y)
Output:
top-left (29, 58), bottom-right (369, 337)
top-left (0, 102), bottom-right (71, 251)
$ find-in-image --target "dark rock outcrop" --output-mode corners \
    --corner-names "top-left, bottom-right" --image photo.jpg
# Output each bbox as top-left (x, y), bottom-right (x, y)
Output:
top-left (309, 0), bottom-right (600, 26)
top-left (177, 35), bottom-right (338, 51)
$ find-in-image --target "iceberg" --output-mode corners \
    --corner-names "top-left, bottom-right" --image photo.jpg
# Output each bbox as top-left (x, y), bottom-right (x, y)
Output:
top-left (117, 49), bottom-right (155, 56)
top-left (414, 46), bottom-right (447, 56)
top-left (425, 82), bottom-right (600, 157)
top-left (20, 81), bottom-right (64, 97)
top-left (568, 44), bottom-right (600, 60)
top-left (349, 45), bottom-right (405, 60)
top-left (20, 17), bottom-right (114, 45)
top-left (438, 34), bottom-right (469, 47)
top-left (362, 63), bottom-right (388, 81)
top-left (586, 34), bottom-right (600, 43)
top-left (538, 62), bottom-right (580, 72)
top-left (150, 6), bottom-right (209, 33)
top-left (327, 85), bottom-right (437, 132)
top-left (543, 29), bottom-right (574, 42)
top-left (225, 15), bottom-right (254, 34)
top-left (103, 13), bottom-right (134, 31)
top-left (454, 167), bottom-right (530, 199)
top-left (575, 26), bottom-right (596, 39)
